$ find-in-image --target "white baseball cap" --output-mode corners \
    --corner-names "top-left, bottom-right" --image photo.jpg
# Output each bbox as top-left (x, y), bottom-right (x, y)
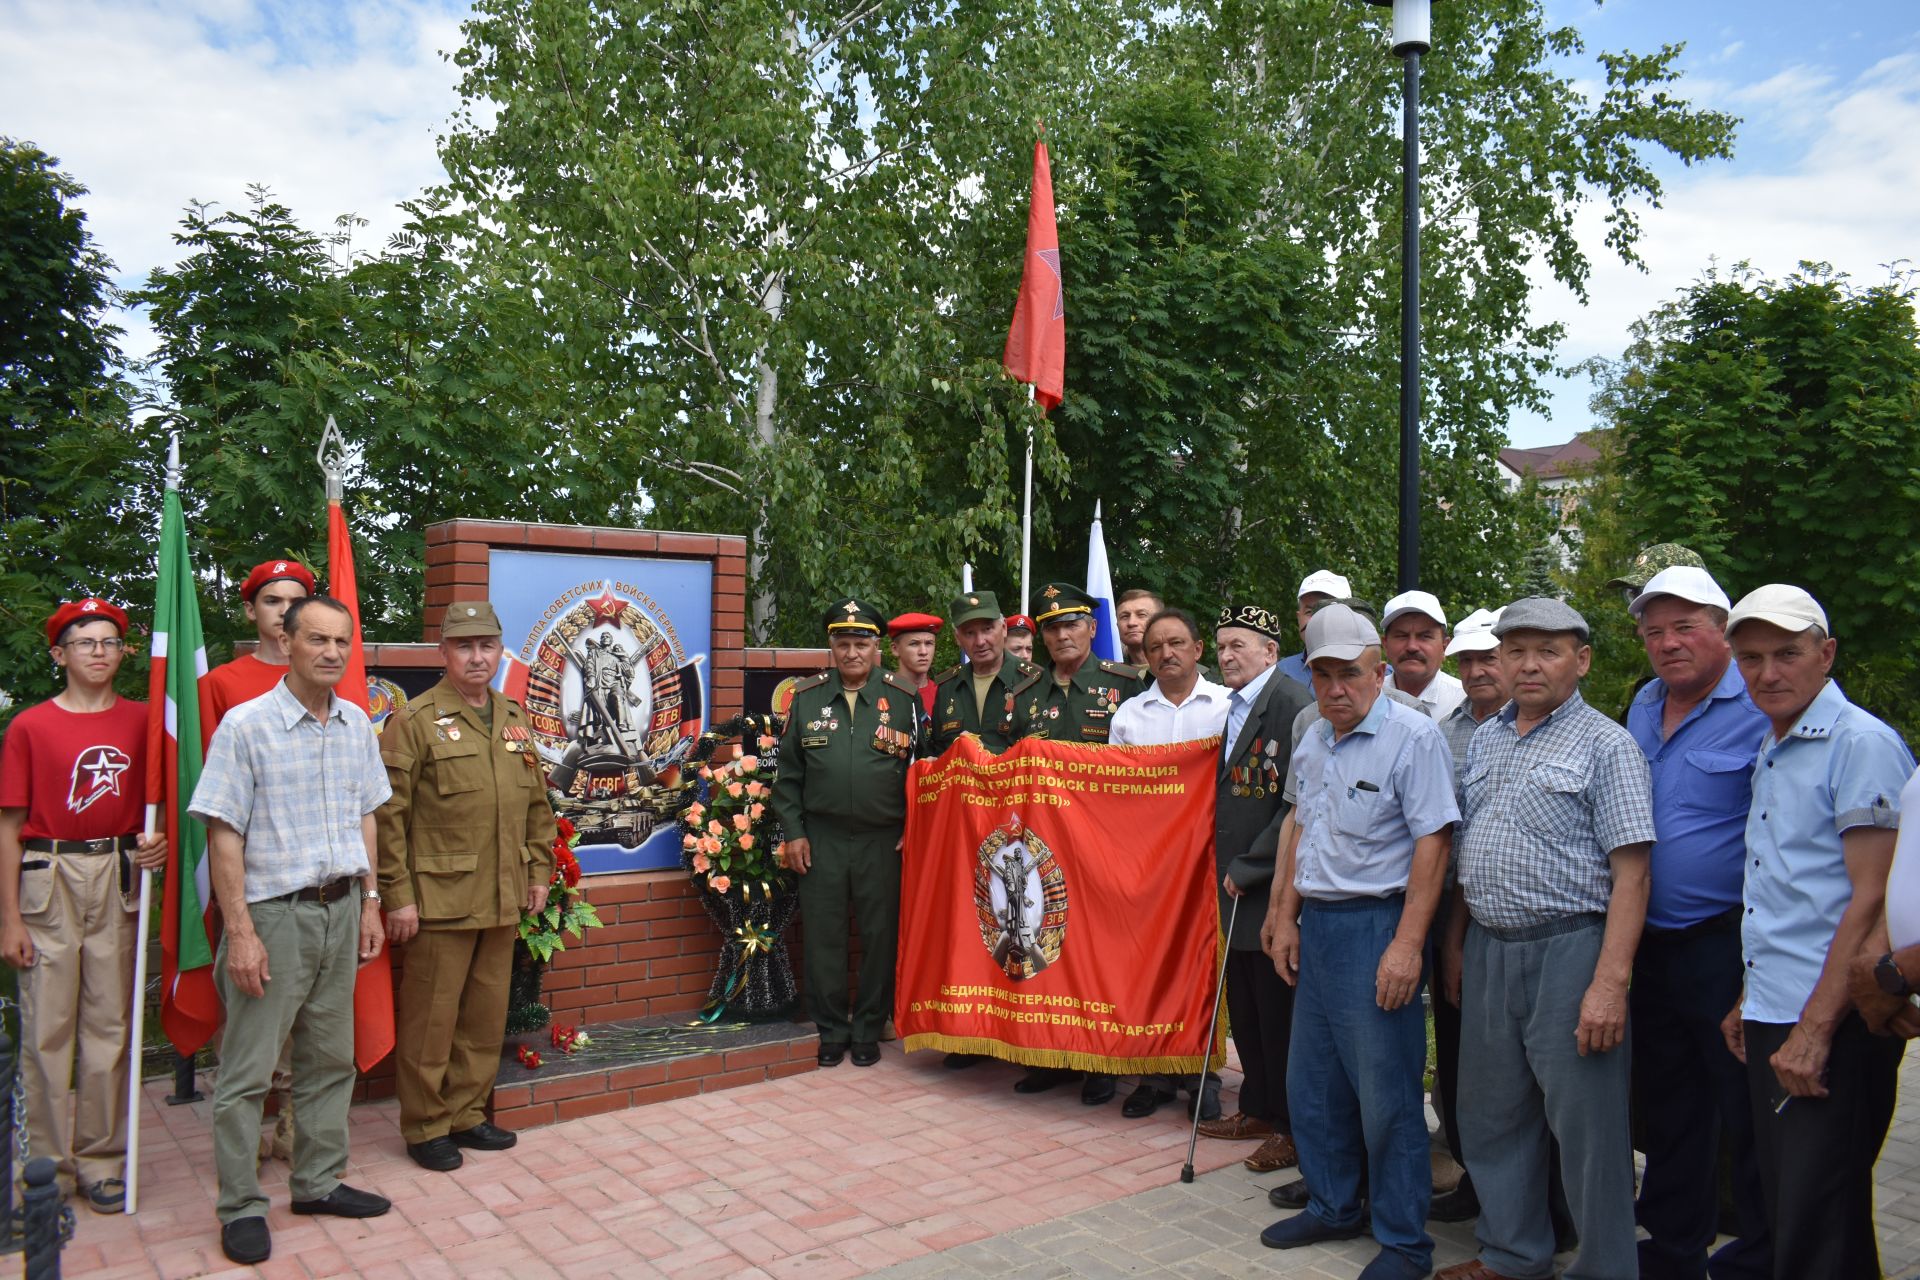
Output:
top-left (1628, 565), bottom-right (1731, 619)
top-left (1445, 607), bottom-right (1502, 656)
top-left (1297, 570), bottom-right (1352, 602)
top-left (1304, 602), bottom-right (1381, 664)
top-left (1382, 590), bottom-right (1447, 631)
top-left (1726, 584), bottom-right (1829, 637)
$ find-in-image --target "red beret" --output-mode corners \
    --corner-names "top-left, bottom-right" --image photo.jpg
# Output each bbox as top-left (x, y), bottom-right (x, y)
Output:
top-left (46, 598), bottom-right (128, 646)
top-left (241, 559), bottom-right (316, 603)
top-left (887, 612), bottom-right (944, 637)
top-left (1005, 614), bottom-right (1037, 633)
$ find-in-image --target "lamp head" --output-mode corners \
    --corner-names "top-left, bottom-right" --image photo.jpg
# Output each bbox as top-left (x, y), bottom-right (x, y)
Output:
top-left (1365, 0), bottom-right (1432, 56)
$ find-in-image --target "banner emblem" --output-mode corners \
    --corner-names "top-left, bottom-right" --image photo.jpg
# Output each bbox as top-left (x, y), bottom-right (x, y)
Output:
top-left (975, 817), bottom-right (1067, 980)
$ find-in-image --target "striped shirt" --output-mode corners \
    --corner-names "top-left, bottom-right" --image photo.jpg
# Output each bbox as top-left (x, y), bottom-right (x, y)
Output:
top-left (1457, 690), bottom-right (1656, 930)
top-left (189, 680), bottom-right (391, 904)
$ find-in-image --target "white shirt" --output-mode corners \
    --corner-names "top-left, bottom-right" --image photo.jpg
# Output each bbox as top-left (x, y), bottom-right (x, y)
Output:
top-left (1110, 676), bottom-right (1232, 747)
top-left (1385, 668), bottom-right (1465, 722)
top-left (1223, 665), bottom-right (1277, 761)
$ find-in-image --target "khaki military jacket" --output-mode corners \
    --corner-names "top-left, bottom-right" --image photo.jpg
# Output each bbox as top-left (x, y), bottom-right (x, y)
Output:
top-left (928, 658), bottom-right (1043, 756)
top-left (770, 669), bottom-right (923, 837)
top-left (376, 680), bottom-right (558, 929)
top-left (1009, 659), bottom-right (1149, 745)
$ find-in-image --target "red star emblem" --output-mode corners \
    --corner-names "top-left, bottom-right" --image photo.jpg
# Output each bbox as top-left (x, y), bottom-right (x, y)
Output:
top-left (587, 587), bottom-right (624, 625)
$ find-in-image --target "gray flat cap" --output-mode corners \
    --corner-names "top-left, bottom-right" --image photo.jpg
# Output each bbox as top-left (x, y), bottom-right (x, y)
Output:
top-left (1304, 602), bottom-right (1381, 664)
top-left (1493, 596), bottom-right (1589, 641)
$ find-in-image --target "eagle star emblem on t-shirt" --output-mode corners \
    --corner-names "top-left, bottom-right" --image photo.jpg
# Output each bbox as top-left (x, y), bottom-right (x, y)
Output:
top-left (68, 745), bottom-right (131, 814)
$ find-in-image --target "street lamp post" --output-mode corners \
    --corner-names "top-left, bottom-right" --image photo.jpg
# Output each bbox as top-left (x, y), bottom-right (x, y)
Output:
top-left (1366, 0), bottom-right (1431, 592)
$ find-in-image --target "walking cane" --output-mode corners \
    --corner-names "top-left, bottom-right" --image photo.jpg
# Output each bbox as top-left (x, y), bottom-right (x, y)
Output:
top-left (1181, 893), bottom-right (1239, 1184)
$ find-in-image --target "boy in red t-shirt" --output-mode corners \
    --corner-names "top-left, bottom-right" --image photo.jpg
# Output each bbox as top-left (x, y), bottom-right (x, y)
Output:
top-left (0, 599), bottom-right (166, 1213)
top-left (198, 559), bottom-right (316, 748)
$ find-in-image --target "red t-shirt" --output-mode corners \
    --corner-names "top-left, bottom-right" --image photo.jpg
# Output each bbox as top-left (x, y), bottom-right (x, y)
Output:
top-left (0, 698), bottom-right (149, 841)
top-left (198, 654), bottom-right (289, 749)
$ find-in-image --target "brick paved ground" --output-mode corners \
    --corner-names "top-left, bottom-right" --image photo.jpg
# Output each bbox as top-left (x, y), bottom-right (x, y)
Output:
top-left (68, 1046), bottom-right (1920, 1278)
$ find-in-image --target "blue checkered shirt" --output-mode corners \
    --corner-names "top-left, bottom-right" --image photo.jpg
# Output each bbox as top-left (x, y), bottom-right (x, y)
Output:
top-left (189, 680), bottom-right (391, 904)
top-left (1457, 690), bottom-right (1656, 930)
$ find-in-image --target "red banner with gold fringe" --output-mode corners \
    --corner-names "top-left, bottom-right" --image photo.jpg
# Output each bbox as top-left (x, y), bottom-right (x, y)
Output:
top-left (896, 734), bottom-right (1223, 1073)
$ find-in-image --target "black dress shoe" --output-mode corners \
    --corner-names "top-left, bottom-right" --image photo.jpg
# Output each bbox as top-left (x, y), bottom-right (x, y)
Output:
top-left (291, 1183), bottom-right (391, 1218)
top-left (1121, 1083), bottom-right (1176, 1118)
top-left (851, 1042), bottom-right (881, 1067)
top-left (221, 1216), bottom-right (271, 1264)
top-left (449, 1122), bottom-right (517, 1151)
top-left (407, 1136), bottom-right (463, 1171)
top-left (1428, 1178), bottom-right (1480, 1223)
top-left (1013, 1067), bottom-right (1082, 1093)
top-left (818, 1042), bottom-right (848, 1067)
top-left (943, 1052), bottom-right (985, 1069)
top-left (1080, 1073), bottom-right (1117, 1105)
top-left (1269, 1178), bottom-right (1310, 1210)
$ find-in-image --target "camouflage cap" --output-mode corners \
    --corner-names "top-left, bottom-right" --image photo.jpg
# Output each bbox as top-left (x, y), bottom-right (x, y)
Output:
top-left (1605, 543), bottom-right (1705, 592)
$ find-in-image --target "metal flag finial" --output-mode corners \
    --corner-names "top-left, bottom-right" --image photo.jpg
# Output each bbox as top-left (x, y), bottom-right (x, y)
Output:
top-left (165, 431), bottom-right (183, 491)
top-left (316, 415), bottom-right (347, 501)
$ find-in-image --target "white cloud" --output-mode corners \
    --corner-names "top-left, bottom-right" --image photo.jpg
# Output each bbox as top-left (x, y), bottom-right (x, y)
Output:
top-left (0, 0), bottom-right (467, 361)
top-left (1513, 47), bottom-right (1920, 444)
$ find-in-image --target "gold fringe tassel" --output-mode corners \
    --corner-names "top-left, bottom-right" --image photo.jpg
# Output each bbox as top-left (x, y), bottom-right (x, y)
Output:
top-left (901, 1033), bottom-right (1224, 1075)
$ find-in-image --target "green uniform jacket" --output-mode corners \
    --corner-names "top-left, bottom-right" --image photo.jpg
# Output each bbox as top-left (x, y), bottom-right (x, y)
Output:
top-left (927, 658), bottom-right (1043, 755)
top-left (1009, 659), bottom-right (1150, 745)
top-left (376, 680), bottom-right (558, 929)
top-left (771, 669), bottom-right (924, 837)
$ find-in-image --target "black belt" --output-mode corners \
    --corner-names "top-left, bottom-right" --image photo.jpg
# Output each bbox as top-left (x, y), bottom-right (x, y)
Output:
top-left (268, 877), bottom-right (359, 906)
top-left (1643, 906), bottom-right (1741, 940)
top-left (1477, 912), bottom-right (1605, 943)
top-left (22, 835), bottom-right (139, 856)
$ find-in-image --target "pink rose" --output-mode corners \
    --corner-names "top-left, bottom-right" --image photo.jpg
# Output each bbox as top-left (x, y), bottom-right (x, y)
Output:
top-left (701, 836), bottom-right (723, 855)
top-left (749, 802), bottom-right (765, 820)
top-left (682, 808), bottom-right (702, 828)
top-left (745, 781), bottom-right (766, 798)
top-left (739, 834), bottom-right (755, 851)
top-left (732, 813), bottom-right (751, 833)
top-left (682, 834), bottom-right (698, 849)
top-left (758, 734), bottom-right (777, 750)
top-left (698, 766), bottom-right (712, 780)
top-left (692, 852), bottom-right (710, 873)
top-left (727, 782), bottom-right (744, 799)
top-left (707, 819), bottom-right (724, 836)
top-left (710, 875), bottom-right (732, 893)
top-left (738, 755), bottom-right (759, 773)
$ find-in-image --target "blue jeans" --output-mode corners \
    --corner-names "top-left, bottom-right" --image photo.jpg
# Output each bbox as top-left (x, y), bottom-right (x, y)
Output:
top-left (1286, 895), bottom-right (1433, 1271)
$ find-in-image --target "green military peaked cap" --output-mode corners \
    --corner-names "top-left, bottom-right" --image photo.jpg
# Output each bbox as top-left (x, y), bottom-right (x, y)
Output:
top-left (1033, 582), bottom-right (1095, 625)
top-left (442, 601), bottom-right (504, 638)
top-left (949, 590), bottom-right (1003, 627)
top-left (1606, 543), bottom-right (1705, 592)
top-left (823, 597), bottom-right (886, 636)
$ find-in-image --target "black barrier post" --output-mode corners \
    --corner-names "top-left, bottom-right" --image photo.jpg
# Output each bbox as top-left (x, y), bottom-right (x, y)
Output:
top-left (167, 1051), bottom-right (202, 1106)
top-left (21, 1157), bottom-right (60, 1280)
top-left (0, 1029), bottom-right (16, 1254)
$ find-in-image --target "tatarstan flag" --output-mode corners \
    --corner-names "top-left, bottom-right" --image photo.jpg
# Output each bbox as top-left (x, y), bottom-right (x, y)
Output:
top-left (148, 476), bottom-right (220, 1055)
top-left (328, 494), bottom-right (396, 1072)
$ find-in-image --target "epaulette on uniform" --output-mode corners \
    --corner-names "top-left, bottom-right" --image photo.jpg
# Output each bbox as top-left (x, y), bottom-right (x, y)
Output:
top-left (1008, 665), bottom-right (1048, 697)
top-left (931, 664), bottom-right (966, 687)
top-left (880, 670), bottom-right (920, 698)
top-left (1014, 659), bottom-right (1043, 679)
top-left (790, 671), bottom-right (830, 695)
top-left (1097, 659), bottom-right (1142, 679)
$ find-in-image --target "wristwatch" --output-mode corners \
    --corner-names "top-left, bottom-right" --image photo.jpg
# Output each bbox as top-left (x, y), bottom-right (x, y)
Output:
top-left (1873, 952), bottom-right (1910, 998)
top-left (364, 890), bottom-right (383, 904)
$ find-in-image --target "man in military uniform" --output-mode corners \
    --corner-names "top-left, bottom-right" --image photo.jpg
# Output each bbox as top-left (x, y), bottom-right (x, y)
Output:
top-left (928, 591), bottom-right (1042, 757)
top-left (771, 599), bottom-right (922, 1069)
top-left (377, 602), bottom-right (558, 1172)
top-left (1007, 582), bottom-right (1148, 1104)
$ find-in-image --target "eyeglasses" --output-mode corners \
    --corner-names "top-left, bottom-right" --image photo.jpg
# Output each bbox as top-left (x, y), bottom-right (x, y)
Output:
top-left (63, 638), bottom-right (126, 655)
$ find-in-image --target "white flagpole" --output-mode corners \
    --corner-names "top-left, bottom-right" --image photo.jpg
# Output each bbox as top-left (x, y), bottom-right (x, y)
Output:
top-left (127, 809), bottom-right (155, 1214)
top-left (1021, 386), bottom-right (1035, 615)
top-left (962, 563), bottom-right (973, 593)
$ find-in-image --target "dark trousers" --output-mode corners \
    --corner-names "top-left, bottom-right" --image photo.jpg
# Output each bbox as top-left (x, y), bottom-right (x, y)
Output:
top-left (1431, 888), bottom-right (1465, 1167)
top-left (1744, 1014), bottom-right (1902, 1280)
top-left (1631, 917), bottom-right (1770, 1280)
top-left (796, 822), bottom-right (901, 1044)
top-left (1224, 946), bottom-right (1293, 1131)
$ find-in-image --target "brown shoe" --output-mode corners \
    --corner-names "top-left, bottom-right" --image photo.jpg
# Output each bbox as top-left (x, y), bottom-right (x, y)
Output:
top-left (1434, 1261), bottom-right (1526, 1280)
top-left (1195, 1111), bottom-right (1275, 1141)
top-left (1242, 1132), bottom-right (1298, 1173)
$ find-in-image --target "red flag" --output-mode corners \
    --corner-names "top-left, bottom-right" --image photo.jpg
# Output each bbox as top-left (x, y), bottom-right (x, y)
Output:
top-left (1002, 139), bottom-right (1065, 411)
top-left (895, 735), bottom-right (1224, 1073)
top-left (328, 498), bottom-right (396, 1072)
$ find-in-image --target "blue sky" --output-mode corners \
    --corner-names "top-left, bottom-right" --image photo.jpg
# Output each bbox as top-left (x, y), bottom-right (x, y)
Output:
top-left (3, 0), bottom-right (1915, 448)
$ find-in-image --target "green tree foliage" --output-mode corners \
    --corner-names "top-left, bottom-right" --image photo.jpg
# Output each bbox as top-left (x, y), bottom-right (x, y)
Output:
top-left (0, 140), bottom-right (152, 712)
top-left (1593, 264), bottom-right (1920, 736)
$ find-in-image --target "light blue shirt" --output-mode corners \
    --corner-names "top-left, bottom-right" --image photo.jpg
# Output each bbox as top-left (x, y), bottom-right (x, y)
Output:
top-left (1223, 665), bottom-right (1277, 759)
top-left (1627, 663), bottom-right (1769, 930)
top-left (1741, 680), bottom-right (1914, 1024)
top-left (1289, 694), bottom-right (1460, 900)
top-left (1277, 651), bottom-right (1311, 690)
top-left (189, 681), bottom-right (391, 904)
